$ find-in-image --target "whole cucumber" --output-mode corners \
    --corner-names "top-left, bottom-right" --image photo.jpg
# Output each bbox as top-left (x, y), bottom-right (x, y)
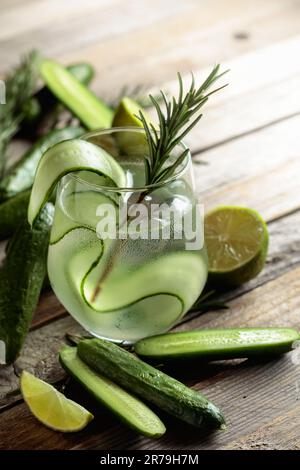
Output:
top-left (134, 328), bottom-right (300, 361)
top-left (0, 190), bottom-right (30, 240)
top-left (77, 338), bottom-right (226, 430)
top-left (0, 203), bottom-right (54, 364)
top-left (0, 126), bottom-right (84, 201)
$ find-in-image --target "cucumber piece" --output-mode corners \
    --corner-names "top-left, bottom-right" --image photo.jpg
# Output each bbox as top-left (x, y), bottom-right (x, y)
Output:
top-left (66, 63), bottom-right (95, 85)
top-left (28, 139), bottom-right (126, 226)
top-left (134, 328), bottom-right (300, 361)
top-left (77, 338), bottom-right (226, 429)
top-left (20, 63), bottom-right (95, 138)
top-left (0, 203), bottom-right (54, 364)
top-left (33, 63), bottom-right (95, 116)
top-left (40, 60), bottom-right (113, 129)
top-left (0, 127), bottom-right (84, 201)
top-left (82, 250), bottom-right (204, 314)
top-left (59, 346), bottom-right (166, 438)
top-left (0, 190), bottom-right (31, 240)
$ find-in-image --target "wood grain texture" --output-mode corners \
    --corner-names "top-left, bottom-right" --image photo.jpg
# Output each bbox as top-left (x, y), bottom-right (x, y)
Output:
top-left (222, 405), bottom-right (300, 450)
top-left (195, 115), bottom-right (300, 221)
top-left (0, 0), bottom-right (196, 72)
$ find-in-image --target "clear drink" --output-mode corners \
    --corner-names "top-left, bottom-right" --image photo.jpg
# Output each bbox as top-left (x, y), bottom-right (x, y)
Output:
top-left (47, 128), bottom-right (207, 342)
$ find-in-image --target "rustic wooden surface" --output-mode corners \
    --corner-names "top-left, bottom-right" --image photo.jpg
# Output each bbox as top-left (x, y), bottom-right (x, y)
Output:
top-left (1, 0), bottom-right (300, 450)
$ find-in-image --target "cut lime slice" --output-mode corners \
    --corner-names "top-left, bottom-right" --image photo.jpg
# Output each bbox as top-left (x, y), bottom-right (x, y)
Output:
top-left (28, 139), bottom-right (127, 225)
top-left (112, 97), bottom-right (151, 155)
top-left (205, 206), bottom-right (269, 286)
top-left (20, 370), bottom-right (93, 432)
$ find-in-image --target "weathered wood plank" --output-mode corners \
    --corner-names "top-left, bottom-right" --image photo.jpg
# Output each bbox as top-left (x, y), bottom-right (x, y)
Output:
top-left (194, 115), bottom-right (300, 221)
top-left (222, 405), bottom-right (300, 450)
top-left (63, 0), bottom-right (300, 98)
top-left (0, 0), bottom-right (120, 42)
top-left (0, 265), bottom-right (299, 449)
top-left (0, 0), bottom-right (196, 73)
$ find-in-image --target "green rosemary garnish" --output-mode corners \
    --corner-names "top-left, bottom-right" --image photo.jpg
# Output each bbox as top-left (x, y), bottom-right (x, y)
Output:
top-left (0, 51), bottom-right (39, 177)
top-left (138, 65), bottom-right (228, 185)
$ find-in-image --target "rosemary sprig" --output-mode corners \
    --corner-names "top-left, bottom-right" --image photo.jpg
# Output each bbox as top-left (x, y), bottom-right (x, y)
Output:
top-left (138, 65), bottom-right (228, 185)
top-left (0, 51), bottom-right (39, 177)
top-left (107, 83), bottom-right (164, 109)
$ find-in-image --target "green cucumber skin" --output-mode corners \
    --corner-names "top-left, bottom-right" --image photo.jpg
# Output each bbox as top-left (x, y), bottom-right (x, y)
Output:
top-left (0, 203), bottom-right (54, 364)
top-left (78, 338), bottom-right (226, 430)
top-left (40, 60), bottom-right (113, 130)
top-left (21, 63), bottom-right (95, 133)
top-left (0, 190), bottom-right (31, 240)
top-left (59, 346), bottom-right (166, 438)
top-left (34, 63), bottom-right (95, 112)
top-left (66, 63), bottom-right (95, 85)
top-left (0, 127), bottom-right (84, 201)
top-left (134, 328), bottom-right (300, 361)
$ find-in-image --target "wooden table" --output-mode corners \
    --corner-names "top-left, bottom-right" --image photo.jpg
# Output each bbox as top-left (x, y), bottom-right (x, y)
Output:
top-left (1, 0), bottom-right (300, 451)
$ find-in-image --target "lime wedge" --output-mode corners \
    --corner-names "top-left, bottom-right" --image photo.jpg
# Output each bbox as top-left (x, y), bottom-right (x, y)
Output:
top-left (112, 97), bottom-right (151, 128)
top-left (20, 371), bottom-right (93, 432)
top-left (205, 206), bottom-right (269, 286)
top-left (112, 97), bottom-right (152, 155)
top-left (28, 139), bottom-right (127, 226)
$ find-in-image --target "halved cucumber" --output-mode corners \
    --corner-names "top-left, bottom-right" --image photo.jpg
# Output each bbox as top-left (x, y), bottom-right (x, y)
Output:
top-left (78, 338), bottom-right (226, 429)
top-left (40, 60), bottom-right (113, 129)
top-left (59, 346), bottom-right (166, 438)
top-left (28, 139), bottom-right (126, 226)
top-left (134, 328), bottom-right (300, 360)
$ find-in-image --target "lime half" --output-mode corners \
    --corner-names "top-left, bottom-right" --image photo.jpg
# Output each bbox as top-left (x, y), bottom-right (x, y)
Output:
top-left (205, 206), bottom-right (269, 287)
top-left (21, 371), bottom-right (93, 432)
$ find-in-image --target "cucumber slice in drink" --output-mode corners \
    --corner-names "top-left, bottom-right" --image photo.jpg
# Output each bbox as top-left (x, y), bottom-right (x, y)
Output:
top-left (82, 250), bottom-right (206, 313)
top-left (59, 346), bottom-right (166, 438)
top-left (21, 370), bottom-right (93, 432)
top-left (50, 189), bottom-right (118, 244)
top-left (28, 139), bottom-right (127, 226)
